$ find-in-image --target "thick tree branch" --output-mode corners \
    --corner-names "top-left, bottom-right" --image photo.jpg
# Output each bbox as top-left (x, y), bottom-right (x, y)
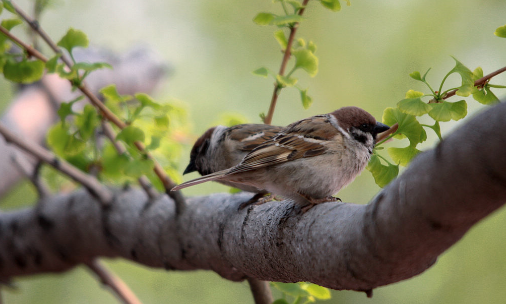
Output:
top-left (0, 102), bottom-right (505, 292)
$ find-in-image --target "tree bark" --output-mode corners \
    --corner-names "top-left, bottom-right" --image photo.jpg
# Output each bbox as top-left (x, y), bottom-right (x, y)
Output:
top-left (0, 102), bottom-right (505, 292)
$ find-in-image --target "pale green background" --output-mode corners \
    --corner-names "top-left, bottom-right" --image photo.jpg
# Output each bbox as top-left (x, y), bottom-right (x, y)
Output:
top-left (1, 0), bottom-right (506, 303)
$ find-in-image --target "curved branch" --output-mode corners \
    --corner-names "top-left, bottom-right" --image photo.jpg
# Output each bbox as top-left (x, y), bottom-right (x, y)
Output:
top-left (0, 102), bottom-right (505, 292)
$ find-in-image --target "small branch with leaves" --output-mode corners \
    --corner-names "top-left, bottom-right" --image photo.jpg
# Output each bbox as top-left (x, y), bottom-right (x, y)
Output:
top-left (253, 0), bottom-right (350, 124)
top-left (0, 0), bottom-right (185, 211)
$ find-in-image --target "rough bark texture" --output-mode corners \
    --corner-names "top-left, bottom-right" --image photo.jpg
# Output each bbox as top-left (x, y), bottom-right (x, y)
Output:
top-left (0, 102), bottom-right (505, 292)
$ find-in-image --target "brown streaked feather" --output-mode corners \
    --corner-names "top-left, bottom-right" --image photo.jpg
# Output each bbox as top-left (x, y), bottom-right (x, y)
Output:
top-left (225, 116), bottom-right (339, 175)
top-left (227, 124), bottom-right (284, 151)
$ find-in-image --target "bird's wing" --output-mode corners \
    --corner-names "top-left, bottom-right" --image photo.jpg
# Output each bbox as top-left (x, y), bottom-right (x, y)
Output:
top-left (226, 115), bottom-right (340, 175)
top-left (227, 124), bottom-right (284, 151)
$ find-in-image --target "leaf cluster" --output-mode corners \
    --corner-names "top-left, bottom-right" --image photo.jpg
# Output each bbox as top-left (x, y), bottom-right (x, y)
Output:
top-left (367, 55), bottom-right (504, 187)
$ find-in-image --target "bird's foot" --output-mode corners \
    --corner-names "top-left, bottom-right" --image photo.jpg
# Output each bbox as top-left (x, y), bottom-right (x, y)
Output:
top-left (300, 196), bottom-right (342, 213)
top-left (238, 193), bottom-right (277, 210)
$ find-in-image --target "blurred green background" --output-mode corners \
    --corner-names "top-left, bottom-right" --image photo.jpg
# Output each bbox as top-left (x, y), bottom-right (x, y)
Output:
top-left (1, 0), bottom-right (506, 303)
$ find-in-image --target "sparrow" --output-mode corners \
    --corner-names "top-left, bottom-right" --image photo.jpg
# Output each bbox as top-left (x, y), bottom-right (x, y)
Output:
top-left (183, 124), bottom-right (284, 193)
top-left (173, 107), bottom-right (390, 211)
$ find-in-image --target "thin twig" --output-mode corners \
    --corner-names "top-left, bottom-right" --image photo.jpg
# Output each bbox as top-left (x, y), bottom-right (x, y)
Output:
top-left (11, 1), bottom-right (73, 67)
top-left (376, 123), bottom-right (398, 143)
top-left (247, 278), bottom-right (273, 304)
top-left (0, 123), bottom-right (113, 204)
top-left (0, 19), bottom-right (186, 211)
top-left (0, 26), bottom-right (47, 61)
top-left (264, 0), bottom-right (311, 125)
top-left (10, 155), bottom-right (50, 198)
top-left (101, 121), bottom-right (158, 200)
top-left (443, 65), bottom-right (506, 99)
top-left (86, 259), bottom-right (143, 304)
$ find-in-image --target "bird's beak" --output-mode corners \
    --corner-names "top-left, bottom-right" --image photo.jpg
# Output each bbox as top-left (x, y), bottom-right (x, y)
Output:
top-left (373, 122), bottom-right (390, 135)
top-left (183, 161), bottom-right (197, 175)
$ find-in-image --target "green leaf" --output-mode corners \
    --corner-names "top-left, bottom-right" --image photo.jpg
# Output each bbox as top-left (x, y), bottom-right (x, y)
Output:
top-left (1, 0), bottom-right (16, 14)
top-left (1, 18), bottom-right (22, 31)
top-left (397, 91), bottom-right (431, 116)
top-left (366, 154), bottom-right (399, 188)
top-left (73, 61), bottom-right (113, 72)
top-left (100, 84), bottom-right (131, 103)
top-left (276, 74), bottom-right (298, 87)
top-left (472, 66), bottom-right (483, 80)
top-left (428, 100), bottom-right (467, 122)
top-left (293, 49), bottom-right (318, 77)
top-left (271, 283), bottom-right (309, 298)
top-left (304, 284), bottom-right (331, 300)
top-left (307, 41), bottom-right (317, 53)
top-left (154, 115), bottom-right (169, 128)
top-left (146, 136), bottom-right (161, 151)
top-left (135, 93), bottom-right (161, 110)
top-left (253, 12), bottom-right (276, 25)
top-left (124, 159), bottom-right (154, 178)
top-left (295, 38), bottom-right (306, 48)
top-left (101, 145), bottom-right (130, 178)
top-left (271, 14), bottom-right (305, 26)
top-left (46, 54), bottom-right (62, 73)
top-left (449, 57), bottom-right (474, 97)
top-left (0, 2), bottom-right (3, 15)
top-left (388, 146), bottom-right (421, 167)
top-left (494, 25), bottom-right (506, 38)
top-left (55, 63), bottom-right (77, 80)
top-left (3, 59), bottom-right (45, 83)
top-left (252, 67), bottom-right (269, 78)
top-left (409, 71), bottom-right (422, 81)
top-left (382, 107), bottom-right (426, 145)
top-left (116, 125), bottom-right (145, 145)
top-left (321, 0), bottom-right (341, 11)
top-left (47, 123), bottom-right (70, 156)
top-left (259, 112), bottom-right (266, 122)
top-left (57, 96), bottom-right (83, 124)
top-left (46, 123), bottom-right (85, 157)
top-left (274, 30), bottom-right (287, 49)
top-left (300, 88), bottom-right (313, 109)
top-left (405, 89), bottom-right (424, 98)
top-left (472, 85), bottom-right (499, 105)
top-left (286, 0), bottom-right (303, 11)
top-left (75, 104), bottom-right (99, 141)
top-left (57, 28), bottom-right (89, 55)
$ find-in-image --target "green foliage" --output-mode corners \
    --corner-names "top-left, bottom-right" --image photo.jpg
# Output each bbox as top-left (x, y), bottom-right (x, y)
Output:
top-left (271, 282), bottom-right (331, 304)
top-left (1, 0), bottom-right (16, 14)
top-left (57, 28), bottom-right (89, 58)
top-left (1, 18), bottom-right (22, 30)
top-left (368, 50), bottom-right (506, 188)
top-left (253, 0), bottom-right (348, 114)
top-left (494, 25), bottom-right (506, 38)
top-left (3, 59), bottom-right (45, 83)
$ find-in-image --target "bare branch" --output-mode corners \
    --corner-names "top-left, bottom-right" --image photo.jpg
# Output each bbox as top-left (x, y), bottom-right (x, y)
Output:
top-left (247, 278), bottom-right (273, 304)
top-left (0, 123), bottom-right (112, 204)
top-left (10, 155), bottom-right (50, 198)
top-left (86, 260), bottom-right (143, 304)
top-left (1, 102), bottom-right (505, 292)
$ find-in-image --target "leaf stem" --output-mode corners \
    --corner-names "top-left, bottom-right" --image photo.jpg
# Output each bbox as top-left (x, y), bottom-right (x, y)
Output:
top-left (264, 0), bottom-right (310, 125)
top-left (443, 65), bottom-right (506, 99)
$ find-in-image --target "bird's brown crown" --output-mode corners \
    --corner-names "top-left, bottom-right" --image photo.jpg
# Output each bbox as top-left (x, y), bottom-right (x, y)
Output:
top-left (331, 106), bottom-right (377, 131)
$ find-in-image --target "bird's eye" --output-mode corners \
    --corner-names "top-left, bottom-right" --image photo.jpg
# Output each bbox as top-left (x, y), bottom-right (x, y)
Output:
top-left (360, 123), bottom-right (369, 131)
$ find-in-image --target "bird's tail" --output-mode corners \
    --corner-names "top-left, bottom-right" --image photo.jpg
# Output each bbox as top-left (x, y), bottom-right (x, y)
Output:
top-left (171, 169), bottom-right (229, 191)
